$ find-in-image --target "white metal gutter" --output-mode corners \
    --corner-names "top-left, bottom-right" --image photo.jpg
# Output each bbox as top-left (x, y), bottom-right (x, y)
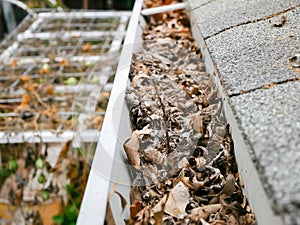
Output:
top-left (77, 1), bottom-right (143, 224)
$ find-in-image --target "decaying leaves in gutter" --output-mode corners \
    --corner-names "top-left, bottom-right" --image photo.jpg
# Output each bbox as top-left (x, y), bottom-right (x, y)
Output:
top-left (123, 1), bottom-right (256, 224)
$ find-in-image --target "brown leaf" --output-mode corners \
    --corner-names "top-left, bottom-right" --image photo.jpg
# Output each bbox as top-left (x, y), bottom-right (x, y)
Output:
top-left (289, 54), bottom-right (300, 68)
top-left (210, 174), bottom-right (236, 204)
top-left (10, 59), bottom-right (17, 67)
top-left (245, 213), bottom-right (256, 224)
top-left (114, 191), bottom-right (127, 213)
top-left (153, 204), bottom-right (165, 225)
top-left (263, 83), bottom-right (277, 89)
top-left (191, 204), bottom-right (221, 220)
top-left (130, 201), bottom-right (142, 219)
top-left (190, 112), bottom-right (203, 134)
top-left (46, 85), bottom-right (55, 95)
top-left (20, 75), bottom-right (31, 82)
top-left (182, 176), bottom-right (205, 190)
top-left (20, 94), bottom-right (32, 107)
top-left (272, 16), bottom-right (286, 27)
top-left (23, 83), bottom-right (37, 92)
top-left (60, 59), bottom-right (69, 67)
top-left (211, 220), bottom-right (227, 225)
top-left (130, 205), bottom-right (151, 224)
top-left (105, 202), bottom-right (116, 225)
top-left (221, 174), bottom-right (236, 196)
top-left (82, 42), bottom-right (91, 52)
top-left (143, 146), bottom-right (164, 165)
top-left (60, 139), bottom-right (72, 158)
top-left (165, 181), bottom-right (190, 218)
top-left (227, 214), bottom-right (239, 225)
top-left (152, 194), bottom-right (167, 214)
top-left (0, 198), bottom-right (61, 224)
top-left (200, 218), bottom-right (211, 225)
top-left (124, 132), bottom-right (140, 170)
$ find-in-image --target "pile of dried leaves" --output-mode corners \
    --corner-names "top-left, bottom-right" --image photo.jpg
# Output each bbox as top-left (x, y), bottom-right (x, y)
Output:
top-left (0, 61), bottom-right (109, 132)
top-left (0, 141), bottom-right (91, 224)
top-left (123, 2), bottom-right (256, 225)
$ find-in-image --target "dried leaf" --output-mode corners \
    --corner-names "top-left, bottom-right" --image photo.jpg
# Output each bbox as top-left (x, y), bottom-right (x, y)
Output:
top-left (107, 183), bottom-right (127, 212)
top-left (227, 214), bottom-right (240, 225)
top-left (153, 206), bottom-right (165, 225)
top-left (130, 201), bottom-right (142, 219)
top-left (114, 191), bottom-right (127, 213)
top-left (190, 112), bottom-right (203, 134)
top-left (46, 85), bottom-right (55, 95)
top-left (10, 59), bottom-right (17, 67)
top-left (59, 139), bottom-right (72, 158)
top-left (289, 54), bottom-right (300, 68)
top-left (39, 63), bottom-right (50, 75)
top-left (165, 181), bottom-right (189, 218)
top-left (105, 201), bottom-right (116, 225)
top-left (130, 206), bottom-right (151, 224)
top-left (211, 220), bottom-right (227, 225)
top-left (152, 194), bottom-right (167, 214)
top-left (130, 175), bottom-right (144, 203)
top-left (245, 213), bottom-right (256, 224)
top-left (124, 2), bottom-right (256, 224)
top-left (200, 218), bottom-right (211, 225)
top-left (124, 132), bottom-right (140, 170)
top-left (60, 59), bottom-right (69, 67)
top-left (221, 174), bottom-right (236, 196)
top-left (23, 83), bottom-right (37, 92)
top-left (191, 204), bottom-right (221, 220)
top-left (20, 94), bottom-right (32, 107)
top-left (143, 146), bottom-right (165, 165)
top-left (272, 16), bottom-right (286, 27)
top-left (209, 174), bottom-right (235, 204)
top-left (82, 43), bottom-right (91, 52)
top-left (182, 176), bottom-right (205, 190)
top-left (20, 75), bottom-right (31, 82)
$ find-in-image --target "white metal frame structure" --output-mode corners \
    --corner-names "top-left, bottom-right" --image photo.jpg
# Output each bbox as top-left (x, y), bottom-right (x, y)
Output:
top-left (0, 10), bottom-right (131, 146)
top-left (77, 0), bottom-right (145, 224)
top-left (77, 1), bottom-right (190, 224)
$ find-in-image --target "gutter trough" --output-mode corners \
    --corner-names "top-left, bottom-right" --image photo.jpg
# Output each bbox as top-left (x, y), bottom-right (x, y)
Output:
top-left (189, 9), bottom-right (284, 225)
top-left (78, 0), bottom-right (279, 224)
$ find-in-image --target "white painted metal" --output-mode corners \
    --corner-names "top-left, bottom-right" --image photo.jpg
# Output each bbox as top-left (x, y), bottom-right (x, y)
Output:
top-left (38, 11), bottom-right (132, 19)
top-left (16, 30), bottom-right (127, 41)
top-left (0, 10), bottom-right (130, 145)
top-left (141, 2), bottom-right (187, 16)
top-left (0, 0), bottom-right (37, 18)
top-left (0, 130), bottom-right (99, 146)
top-left (77, 0), bottom-right (144, 224)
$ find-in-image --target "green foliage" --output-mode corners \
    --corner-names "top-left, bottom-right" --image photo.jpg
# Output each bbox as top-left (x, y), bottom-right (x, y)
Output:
top-left (37, 173), bottom-right (46, 183)
top-left (52, 215), bottom-right (64, 224)
top-left (8, 157), bottom-right (18, 172)
top-left (66, 184), bottom-right (80, 199)
top-left (0, 168), bottom-right (12, 186)
top-left (35, 157), bottom-right (44, 169)
top-left (42, 190), bottom-right (50, 200)
top-left (25, 0), bottom-right (67, 9)
top-left (64, 77), bottom-right (78, 85)
top-left (52, 184), bottom-right (81, 225)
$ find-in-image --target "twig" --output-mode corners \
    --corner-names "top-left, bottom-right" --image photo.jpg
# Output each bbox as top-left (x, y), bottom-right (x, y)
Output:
top-left (32, 91), bottom-right (50, 110)
top-left (150, 77), bottom-right (171, 154)
top-left (208, 150), bottom-right (224, 166)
